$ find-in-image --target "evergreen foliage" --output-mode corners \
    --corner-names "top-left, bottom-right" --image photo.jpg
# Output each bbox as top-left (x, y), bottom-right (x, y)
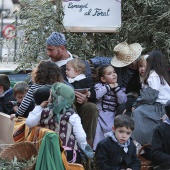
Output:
top-left (120, 0), bottom-right (170, 62)
top-left (1, 0), bottom-right (170, 69)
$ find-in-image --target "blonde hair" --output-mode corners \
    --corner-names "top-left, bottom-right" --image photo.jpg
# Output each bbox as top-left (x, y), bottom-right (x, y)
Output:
top-left (67, 58), bottom-right (86, 74)
top-left (138, 55), bottom-right (146, 67)
top-left (13, 81), bottom-right (29, 97)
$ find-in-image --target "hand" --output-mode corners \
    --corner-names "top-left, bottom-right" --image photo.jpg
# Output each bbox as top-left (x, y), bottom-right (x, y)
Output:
top-left (109, 83), bottom-right (118, 89)
top-left (114, 83), bottom-right (118, 88)
top-left (161, 114), bottom-right (168, 122)
top-left (126, 168), bottom-right (132, 170)
top-left (40, 101), bottom-right (49, 108)
top-left (75, 91), bottom-right (88, 104)
top-left (13, 106), bottom-right (18, 112)
top-left (131, 107), bottom-right (135, 111)
top-left (10, 114), bottom-right (16, 120)
top-left (87, 91), bottom-right (91, 98)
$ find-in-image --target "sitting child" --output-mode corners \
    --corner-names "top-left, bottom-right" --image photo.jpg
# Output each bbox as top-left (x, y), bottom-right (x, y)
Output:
top-left (66, 58), bottom-right (95, 102)
top-left (93, 65), bottom-right (127, 150)
top-left (10, 81), bottom-right (34, 119)
top-left (151, 100), bottom-right (170, 168)
top-left (0, 74), bottom-right (16, 114)
top-left (95, 114), bottom-right (141, 170)
top-left (26, 83), bottom-right (94, 163)
top-left (25, 85), bottom-right (51, 124)
top-left (125, 55), bottom-right (147, 115)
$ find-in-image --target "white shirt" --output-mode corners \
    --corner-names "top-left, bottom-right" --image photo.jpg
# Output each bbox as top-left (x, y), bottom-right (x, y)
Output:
top-left (147, 71), bottom-right (170, 104)
top-left (49, 51), bottom-right (73, 67)
top-left (26, 105), bottom-right (87, 149)
top-left (67, 74), bottom-right (86, 83)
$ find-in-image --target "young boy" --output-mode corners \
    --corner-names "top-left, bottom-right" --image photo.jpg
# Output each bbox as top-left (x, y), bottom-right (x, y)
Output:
top-left (0, 74), bottom-right (16, 114)
top-left (151, 100), bottom-right (170, 168)
top-left (95, 114), bottom-right (141, 170)
top-left (10, 81), bottom-right (34, 119)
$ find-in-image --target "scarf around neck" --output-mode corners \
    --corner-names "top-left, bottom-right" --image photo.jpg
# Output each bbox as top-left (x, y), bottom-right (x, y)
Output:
top-left (105, 131), bottom-right (130, 153)
top-left (67, 74), bottom-right (86, 83)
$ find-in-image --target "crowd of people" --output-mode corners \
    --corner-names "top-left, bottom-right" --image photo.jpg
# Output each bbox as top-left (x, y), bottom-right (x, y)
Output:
top-left (0, 31), bottom-right (170, 169)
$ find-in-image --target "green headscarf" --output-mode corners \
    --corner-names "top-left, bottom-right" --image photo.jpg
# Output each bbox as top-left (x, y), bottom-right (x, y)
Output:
top-left (51, 82), bottom-right (75, 123)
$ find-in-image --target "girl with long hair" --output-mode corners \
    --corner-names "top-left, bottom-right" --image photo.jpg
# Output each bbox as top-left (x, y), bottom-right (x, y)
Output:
top-left (132, 50), bottom-right (170, 145)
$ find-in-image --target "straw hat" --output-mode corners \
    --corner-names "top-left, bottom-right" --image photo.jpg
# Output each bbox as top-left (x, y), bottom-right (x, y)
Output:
top-left (111, 42), bottom-right (142, 67)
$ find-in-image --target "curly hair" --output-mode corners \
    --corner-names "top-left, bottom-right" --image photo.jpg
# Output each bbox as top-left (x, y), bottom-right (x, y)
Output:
top-left (31, 60), bottom-right (63, 84)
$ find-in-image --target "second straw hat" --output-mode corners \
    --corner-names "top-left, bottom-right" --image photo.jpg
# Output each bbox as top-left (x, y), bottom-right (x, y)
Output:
top-left (111, 42), bottom-right (142, 67)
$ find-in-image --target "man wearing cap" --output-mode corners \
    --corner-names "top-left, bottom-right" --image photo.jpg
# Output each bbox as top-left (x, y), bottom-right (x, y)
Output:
top-left (46, 32), bottom-right (98, 146)
top-left (46, 32), bottom-right (91, 80)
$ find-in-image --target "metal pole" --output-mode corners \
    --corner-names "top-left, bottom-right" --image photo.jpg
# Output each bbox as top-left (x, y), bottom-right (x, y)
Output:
top-left (14, 15), bottom-right (17, 62)
top-left (0, 0), bottom-right (4, 61)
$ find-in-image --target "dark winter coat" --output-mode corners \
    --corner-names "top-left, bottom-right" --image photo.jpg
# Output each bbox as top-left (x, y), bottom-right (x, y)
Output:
top-left (95, 137), bottom-right (141, 170)
top-left (0, 89), bottom-right (16, 114)
top-left (151, 123), bottom-right (170, 167)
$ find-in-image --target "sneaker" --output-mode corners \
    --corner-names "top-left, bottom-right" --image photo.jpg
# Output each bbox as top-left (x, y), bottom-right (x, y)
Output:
top-left (79, 144), bottom-right (94, 159)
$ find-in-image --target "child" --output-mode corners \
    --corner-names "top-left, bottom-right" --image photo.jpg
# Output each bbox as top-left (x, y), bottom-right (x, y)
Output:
top-left (95, 114), bottom-right (141, 170)
top-left (26, 82), bottom-right (94, 163)
top-left (132, 50), bottom-right (170, 145)
top-left (66, 58), bottom-right (95, 102)
top-left (126, 55), bottom-right (148, 97)
top-left (66, 58), bottom-right (97, 147)
top-left (93, 65), bottom-right (127, 150)
top-left (26, 85), bottom-right (52, 127)
top-left (10, 81), bottom-right (34, 119)
top-left (151, 100), bottom-right (170, 168)
top-left (0, 74), bottom-right (16, 114)
top-left (124, 55), bottom-right (147, 115)
top-left (15, 60), bottom-right (62, 118)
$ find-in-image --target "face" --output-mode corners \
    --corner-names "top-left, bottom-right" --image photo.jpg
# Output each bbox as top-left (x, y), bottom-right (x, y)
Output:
top-left (15, 93), bottom-right (26, 104)
top-left (101, 66), bottom-right (117, 84)
top-left (112, 126), bottom-right (132, 144)
top-left (128, 60), bottom-right (138, 70)
top-left (46, 45), bottom-right (63, 62)
top-left (139, 61), bottom-right (147, 77)
top-left (0, 86), bottom-right (4, 95)
top-left (66, 63), bottom-right (79, 78)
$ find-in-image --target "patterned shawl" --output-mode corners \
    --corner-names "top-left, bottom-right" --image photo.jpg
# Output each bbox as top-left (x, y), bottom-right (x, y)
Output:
top-left (50, 82), bottom-right (75, 123)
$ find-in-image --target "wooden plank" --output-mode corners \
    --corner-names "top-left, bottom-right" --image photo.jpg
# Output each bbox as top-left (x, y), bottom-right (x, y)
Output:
top-left (0, 112), bottom-right (14, 145)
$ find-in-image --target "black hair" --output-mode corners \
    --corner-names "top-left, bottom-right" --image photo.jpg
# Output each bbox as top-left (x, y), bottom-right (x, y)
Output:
top-left (0, 74), bottom-right (10, 91)
top-left (144, 50), bottom-right (170, 85)
top-left (31, 60), bottom-right (63, 84)
top-left (165, 100), bottom-right (170, 118)
top-left (33, 85), bottom-right (51, 105)
top-left (97, 65), bottom-right (114, 82)
top-left (114, 114), bottom-right (135, 131)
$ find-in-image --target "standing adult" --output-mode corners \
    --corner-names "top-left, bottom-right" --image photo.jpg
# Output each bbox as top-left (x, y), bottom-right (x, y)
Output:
top-left (46, 32), bottom-right (98, 146)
